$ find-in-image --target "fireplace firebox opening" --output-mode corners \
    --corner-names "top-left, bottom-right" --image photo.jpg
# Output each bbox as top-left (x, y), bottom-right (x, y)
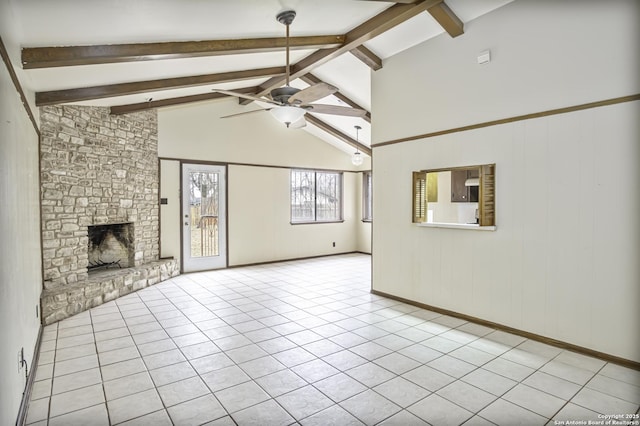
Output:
top-left (87, 222), bottom-right (135, 271)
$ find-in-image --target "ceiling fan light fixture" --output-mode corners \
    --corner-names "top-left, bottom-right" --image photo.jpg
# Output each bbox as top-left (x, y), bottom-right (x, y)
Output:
top-left (270, 105), bottom-right (305, 128)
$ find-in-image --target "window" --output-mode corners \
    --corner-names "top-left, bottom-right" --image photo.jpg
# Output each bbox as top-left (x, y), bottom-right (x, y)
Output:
top-left (363, 171), bottom-right (372, 222)
top-left (412, 164), bottom-right (495, 228)
top-left (291, 170), bottom-right (343, 223)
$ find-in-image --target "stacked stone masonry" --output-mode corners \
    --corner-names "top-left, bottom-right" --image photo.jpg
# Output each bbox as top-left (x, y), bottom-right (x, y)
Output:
top-left (39, 105), bottom-right (179, 323)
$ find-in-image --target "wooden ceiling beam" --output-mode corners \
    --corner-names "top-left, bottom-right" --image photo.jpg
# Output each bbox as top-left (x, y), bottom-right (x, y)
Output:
top-left (305, 114), bottom-right (371, 156)
top-left (109, 86), bottom-right (261, 115)
top-left (242, 0), bottom-right (442, 105)
top-left (35, 67), bottom-right (284, 106)
top-left (22, 35), bottom-right (345, 69)
top-left (299, 74), bottom-right (371, 123)
top-left (428, 2), bottom-right (464, 37)
top-left (349, 45), bottom-right (382, 71)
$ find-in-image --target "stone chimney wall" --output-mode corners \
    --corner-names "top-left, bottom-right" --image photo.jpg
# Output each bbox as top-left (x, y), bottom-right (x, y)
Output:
top-left (39, 106), bottom-right (159, 290)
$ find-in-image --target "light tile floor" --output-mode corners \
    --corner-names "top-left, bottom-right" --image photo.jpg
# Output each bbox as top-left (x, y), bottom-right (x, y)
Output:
top-left (26, 254), bottom-right (640, 425)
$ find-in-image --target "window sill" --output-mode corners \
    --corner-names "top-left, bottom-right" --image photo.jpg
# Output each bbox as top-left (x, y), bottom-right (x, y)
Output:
top-left (290, 220), bottom-right (345, 225)
top-left (417, 222), bottom-right (496, 231)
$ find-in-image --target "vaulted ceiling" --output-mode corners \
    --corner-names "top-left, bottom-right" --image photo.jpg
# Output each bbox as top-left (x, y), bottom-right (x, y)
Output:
top-left (10, 0), bottom-right (512, 155)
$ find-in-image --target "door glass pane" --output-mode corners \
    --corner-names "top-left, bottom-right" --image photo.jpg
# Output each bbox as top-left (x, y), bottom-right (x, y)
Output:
top-left (189, 171), bottom-right (219, 257)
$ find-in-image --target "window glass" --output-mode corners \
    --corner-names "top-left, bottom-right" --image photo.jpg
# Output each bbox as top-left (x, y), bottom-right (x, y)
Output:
top-left (291, 170), bottom-right (342, 223)
top-left (363, 171), bottom-right (372, 221)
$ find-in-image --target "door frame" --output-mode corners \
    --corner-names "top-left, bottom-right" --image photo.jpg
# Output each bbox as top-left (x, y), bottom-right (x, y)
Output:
top-left (180, 161), bottom-right (229, 273)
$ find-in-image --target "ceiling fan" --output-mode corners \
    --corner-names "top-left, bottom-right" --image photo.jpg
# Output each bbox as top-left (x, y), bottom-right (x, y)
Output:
top-left (212, 10), bottom-right (367, 129)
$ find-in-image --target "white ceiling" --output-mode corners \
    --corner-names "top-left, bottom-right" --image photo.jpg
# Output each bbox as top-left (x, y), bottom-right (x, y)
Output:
top-left (8, 0), bottom-right (513, 153)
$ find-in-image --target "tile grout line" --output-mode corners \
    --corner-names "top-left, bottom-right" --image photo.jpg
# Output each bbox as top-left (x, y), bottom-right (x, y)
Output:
top-left (90, 308), bottom-right (112, 426)
top-left (543, 359), bottom-right (607, 423)
top-left (46, 322), bottom-right (59, 426)
top-left (111, 294), bottom-right (166, 425)
top-left (183, 262), bottom-right (380, 423)
top-left (137, 283), bottom-right (233, 424)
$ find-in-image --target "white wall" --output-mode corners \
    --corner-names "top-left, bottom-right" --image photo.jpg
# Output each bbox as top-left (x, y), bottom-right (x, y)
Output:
top-left (373, 0), bottom-right (639, 143)
top-left (160, 159), bottom-right (180, 260)
top-left (357, 222), bottom-right (372, 254)
top-left (372, 0), bottom-right (640, 361)
top-left (0, 1), bottom-right (43, 421)
top-left (355, 172), bottom-right (372, 254)
top-left (228, 165), bottom-right (358, 265)
top-left (158, 99), bottom-right (370, 266)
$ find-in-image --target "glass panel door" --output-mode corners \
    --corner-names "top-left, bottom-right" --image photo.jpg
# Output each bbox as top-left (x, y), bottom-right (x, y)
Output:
top-left (182, 164), bottom-right (226, 272)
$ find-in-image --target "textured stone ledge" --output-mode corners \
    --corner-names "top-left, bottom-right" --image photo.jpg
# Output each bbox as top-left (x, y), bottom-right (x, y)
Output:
top-left (41, 259), bottom-right (179, 325)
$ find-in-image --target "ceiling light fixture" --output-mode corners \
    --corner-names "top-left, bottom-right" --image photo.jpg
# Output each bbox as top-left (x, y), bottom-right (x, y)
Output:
top-left (352, 125), bottom-right (364, 166)
top-left (270, 105), bottom-right (306, 128)
top-left (269, 10), bottom-right (305, 128)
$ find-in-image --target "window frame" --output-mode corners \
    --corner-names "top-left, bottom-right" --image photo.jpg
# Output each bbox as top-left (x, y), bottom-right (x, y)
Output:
top-left (362, 171), bottom-right (372, 222)
top-left (290, 169), bottom-right (344, 224)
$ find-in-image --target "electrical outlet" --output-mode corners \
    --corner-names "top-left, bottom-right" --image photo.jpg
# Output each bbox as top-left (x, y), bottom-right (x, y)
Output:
top-left (332, 242), bottom-right (336, 247)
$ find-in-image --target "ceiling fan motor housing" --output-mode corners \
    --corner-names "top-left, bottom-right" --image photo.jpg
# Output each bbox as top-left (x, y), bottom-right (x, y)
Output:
top-left (270, 86), bottom-right (301, 104)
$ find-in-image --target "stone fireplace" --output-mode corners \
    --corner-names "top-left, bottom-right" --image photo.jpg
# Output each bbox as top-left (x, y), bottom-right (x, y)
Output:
top-left (39, 105), bottom-right (179, 324)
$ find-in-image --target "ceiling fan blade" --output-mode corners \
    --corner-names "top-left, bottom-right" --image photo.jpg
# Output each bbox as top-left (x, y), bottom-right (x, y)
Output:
top-left (212, 89), bottom-right (280, 105)
top-left (220, 108), bottom-right (271, 119)
top-left (290, 116), bottom-right (307, 129)
top-left (289, 82), bottom-right (338, 105)
top-left (304, 104), bottom-right (368, 117)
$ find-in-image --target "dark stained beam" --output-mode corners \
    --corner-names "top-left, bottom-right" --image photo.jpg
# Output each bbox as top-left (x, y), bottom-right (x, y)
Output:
top-left (242, 0), bottom-right (441, 105)
top-left (35, 67), bottom-right (284, 106)
top-left (22, 35), bottom-right (345, 69)
top-left (0, 37), bottom-right (39, 136)
top-left (305, 114), bottom-right (371, 156)
top-left (428, 1), bottom-right (463, 37)
top-left (299, 74), bottom-right (371, 123)
top-left (110, 86), bottom-right (261, 115)
top-left (349, 45), bottom-right (382, 71)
